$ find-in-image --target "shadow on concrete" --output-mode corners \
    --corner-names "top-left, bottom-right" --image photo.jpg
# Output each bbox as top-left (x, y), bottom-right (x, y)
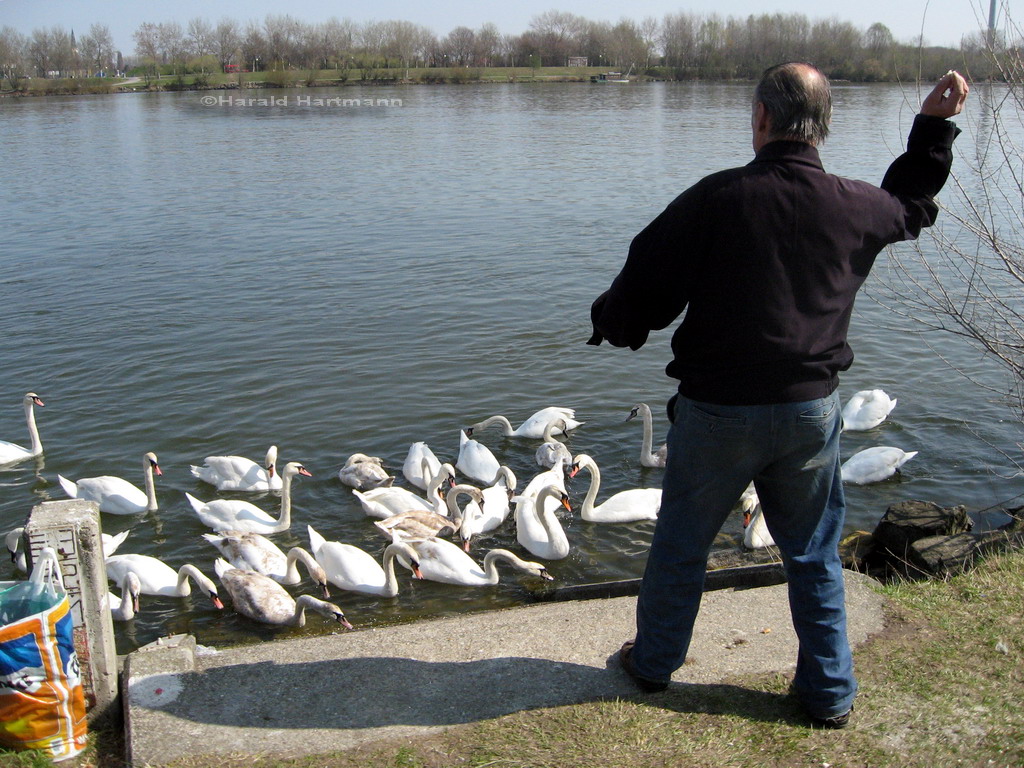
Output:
top-left (136, 653), bottom-right (802, 732)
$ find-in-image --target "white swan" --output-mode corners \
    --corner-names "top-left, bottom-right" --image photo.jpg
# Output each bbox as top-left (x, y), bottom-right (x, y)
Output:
top-left (185, 461), bottom-right (311, 534)
top-left (513, 484), bottom-right (572, 560)
top-left (841, 446), bottom-right (918, 485)
top-left (352, 463), bottom-right (453, 519)
top-left (841, 389), bottom-right (897, 432)
top-left (104, 554), bottom-right (224, 608)
top-left (213, 559), bottom-right (353, 628)
top-left (7, 527), bottom-right (129, 573)
top-left (374, 484), bottom-right (483, 542)
top-left (190, 445), bottom-right (282, 492)
top-left (307, 525), bottom-right (422, 597)
top-left (535, 419), bottom-right (572, 470)
top-left (460, 467), bottom-right (517, 550)
top-left (403, 442), bottom-right (443, 490)
top-left (468, 407), bottom-right (583, 439)
top-left (201, 532), bottom-right (328, 594)
top-left (457, 429), bottom-right (501, 485)
top-left (107, 571), bottom-right (142, 622)
top-left (742, 504), bottom-right (775, 549)
top-left (338, 453), bottom-right (393, 490)
top-left (569, 454), bottom-right (661, 523)
top-left (626, 403), bottom-right (668, 468)
top-left (396, 539), bottom-right (554, 586)
top-left (0, 392), bottom-right (45, 465)
top-left (58, 452), bottom-right (162, 515)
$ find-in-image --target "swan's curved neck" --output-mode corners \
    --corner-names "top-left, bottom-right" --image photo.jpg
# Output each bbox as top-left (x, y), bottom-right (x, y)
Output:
top-left (637, 406), bottom-right (657, 464)
top-left (175, 564), bottom-right (201, 596)
top-left (144, 459), bottom-right (158, 511)
top-left (477, 415), bottom-right (513, 435)
top-left (273, 474), bottom-right (295, 532)
top-left (381, 545), bottom-right (407, 597)
top-left (534, 488), bottom-right (563, 537)
top-left (481, 549), bottom-right (525, 584)
top-left (112, 576), bottom-right (138, 620)
top-left (285, 547), bottom-right (318, 583)
top-left (24, 399), bottom-right (42, 455)
top-left (577, 459), bottom-right (600, 517)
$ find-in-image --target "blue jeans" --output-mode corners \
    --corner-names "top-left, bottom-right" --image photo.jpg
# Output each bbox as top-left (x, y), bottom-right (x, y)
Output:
top-left (632, 392), bottom-right (856, 719)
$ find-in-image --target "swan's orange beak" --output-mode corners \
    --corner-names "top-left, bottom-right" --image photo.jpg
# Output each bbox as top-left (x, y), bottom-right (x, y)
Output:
top-left (298, 466), bottom-right (313, 477)
top-left (569, 464), bottom-right (580, 478)
top-left (742, 511), bottom-right (751, 528)
top-left (320, 582), bottom-right (331, 599)
top-left (210, 593), bottom-right (225, 610)
top-left (560, 494), bottom-right (572, 513)
top-left (411, 564), bottom-right (424, 580)
top-left (32, 397), bottom-right (44, 407)
top-left (335, 613), bottom-right (354, 630)
top-left (153, 463), bottom-right (163, 476)
top-left (462, 538), bottom-right (472, 553)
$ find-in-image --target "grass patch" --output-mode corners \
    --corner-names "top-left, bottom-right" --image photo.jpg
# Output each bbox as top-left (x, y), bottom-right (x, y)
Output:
top-left (5, 551), bottom-right (1021, 767)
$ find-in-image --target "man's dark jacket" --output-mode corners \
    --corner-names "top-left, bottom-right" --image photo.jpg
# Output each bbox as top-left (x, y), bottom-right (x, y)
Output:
top-left (589, 114), bottom-right (960, 405)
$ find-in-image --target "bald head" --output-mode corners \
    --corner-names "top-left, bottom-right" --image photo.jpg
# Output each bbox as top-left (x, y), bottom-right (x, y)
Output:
top-left (753, 62), bottom-right (832, 146)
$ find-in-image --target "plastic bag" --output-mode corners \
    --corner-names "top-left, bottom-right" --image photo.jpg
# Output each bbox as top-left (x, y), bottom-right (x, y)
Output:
top-left (0, 547), bottom-right (88, 762)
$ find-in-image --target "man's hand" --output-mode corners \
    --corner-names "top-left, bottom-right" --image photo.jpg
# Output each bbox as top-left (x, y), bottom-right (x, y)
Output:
top-left (920, 70), bottom-right (969, 119)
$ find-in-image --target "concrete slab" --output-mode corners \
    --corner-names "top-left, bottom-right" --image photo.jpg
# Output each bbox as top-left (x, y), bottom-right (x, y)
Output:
top-left (122, 570), bottom-right (886, 767)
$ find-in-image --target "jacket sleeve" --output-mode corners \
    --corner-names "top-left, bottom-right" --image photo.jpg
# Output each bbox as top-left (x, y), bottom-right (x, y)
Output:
top-left (880, 114), bottom-right (961, 239)
top-left (587, 192), bottom-right (697, 350)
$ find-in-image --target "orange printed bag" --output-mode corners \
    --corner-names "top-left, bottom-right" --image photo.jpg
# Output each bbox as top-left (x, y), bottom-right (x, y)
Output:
top-left (0, 548), bottom-right (88, 762)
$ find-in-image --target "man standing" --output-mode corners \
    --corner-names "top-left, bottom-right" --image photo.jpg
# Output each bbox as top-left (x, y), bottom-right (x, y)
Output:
top-left (587, 62), bottom-right (968, 727)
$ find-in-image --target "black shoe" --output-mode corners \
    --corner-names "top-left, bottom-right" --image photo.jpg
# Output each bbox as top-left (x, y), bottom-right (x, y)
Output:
top-left (811, 705), bottom-right (852, 729)
top-left (618, 641), bottom-right (669, 693)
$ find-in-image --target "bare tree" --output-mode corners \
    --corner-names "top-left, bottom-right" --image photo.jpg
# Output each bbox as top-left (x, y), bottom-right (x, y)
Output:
top-left (874, 16), bottom-right (1024, 436)
top-left (443, 26), bottom-right (476, 66)
top-left (214, 18), bottom-right (241, 72)
top-left (187, 18), bottom-right (214, 58)
top-left (0, 26), bottom-right (28, 89)
top-left (528, 10), bottom-right (587, 65)
top-left (79, 23), bottom-right (114, 75)
top-left (662, 12), bottom-right (699, 70)
top-left (132, 22), bottom-right (160, 81)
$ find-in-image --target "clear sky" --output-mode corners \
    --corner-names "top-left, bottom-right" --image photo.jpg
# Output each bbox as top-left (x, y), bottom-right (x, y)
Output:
top-left (0, 0), bottom-right (1006, 54)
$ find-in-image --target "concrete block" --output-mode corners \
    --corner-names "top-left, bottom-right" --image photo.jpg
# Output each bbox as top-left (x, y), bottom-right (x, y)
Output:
top-left (24, 500), bottom-right (119, 720)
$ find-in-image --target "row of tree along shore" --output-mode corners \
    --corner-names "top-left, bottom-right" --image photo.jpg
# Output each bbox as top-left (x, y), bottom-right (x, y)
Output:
top-left (2, 9), bottom-right (1021, 95)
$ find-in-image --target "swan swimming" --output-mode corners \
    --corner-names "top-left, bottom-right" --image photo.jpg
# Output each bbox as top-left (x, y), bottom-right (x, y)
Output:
top-left (402, 442), bottom-right (443, 490)
top-left (190, 445), bottom-right (282, 492)
top-left (535, 419), bottom-right (572, 470)
top-left (841, 390), bottom-right (898, 432)
top-left (459, 466), bottom-right (517, 550)
top-left (0, 392), bottom-right (45, 465)
top-left (742, 504), bottom-right (775, 549)
top-left (214, 558), bottom-right (353, 628)
top-left (841, 446), bottom-right (918, 484)
top-left (626, 403), bottom-right (668, 468)
top-left (307, 525), bottom-right (422, 597)
top-left (395, 538), bottom-right (555, 586)
top-left (513, 484), bottom-right (573, 560)
top-left (373, 484), bottom-right (483, 543)
top-left (352, 462), bottom-right (453, 519)
top-left (569, 453), bottom-right (661, 523)
top-left (104, 554), bottom-right (225, 608)
top-left (58, 452), bottom-right (162, 515)
top-left (468, 407), bottom-right (583, 439)
top-left (457, 428), bottom-right (501, 485)
top-left (337, 453), bottom-right (394, 490)
top-left (186, 461), bottom-right (311, 533)
top-left (107, 571), bottom-right (143, 622)
top-left (202, 532), bottom-right (329, 595)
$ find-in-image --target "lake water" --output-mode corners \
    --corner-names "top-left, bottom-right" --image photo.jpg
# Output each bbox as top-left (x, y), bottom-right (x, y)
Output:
top-left (1, 81), bottom-right (1020, 654)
